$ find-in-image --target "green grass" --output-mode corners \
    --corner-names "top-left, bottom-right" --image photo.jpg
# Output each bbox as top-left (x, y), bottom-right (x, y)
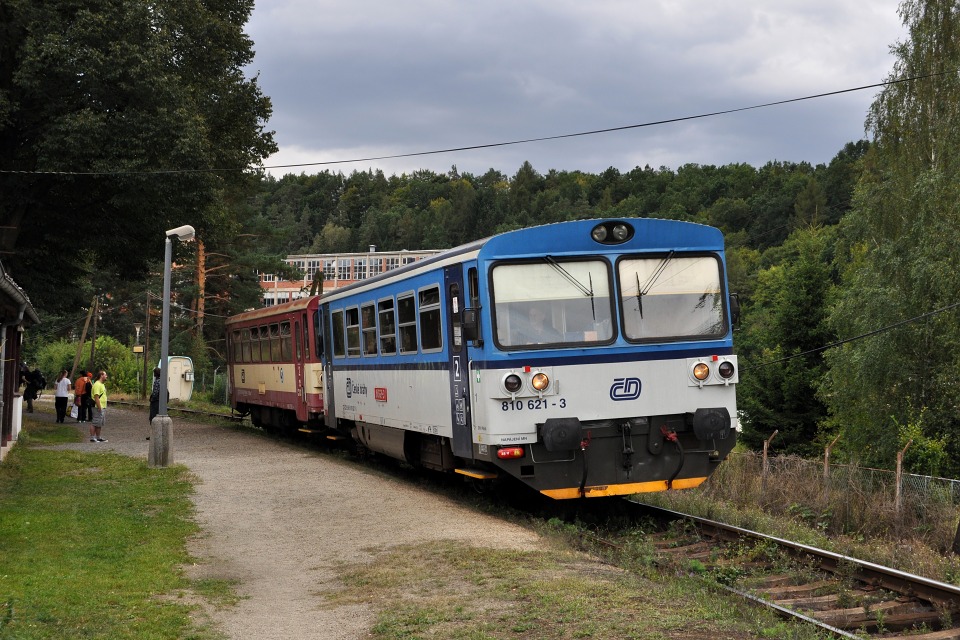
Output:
top-left (0, 419), bottom-right (217, 639)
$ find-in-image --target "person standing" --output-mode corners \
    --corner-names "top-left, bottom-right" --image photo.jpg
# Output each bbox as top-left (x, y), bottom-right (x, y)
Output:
top-left (73, 371), bottom-right (88, 423)
top-left (81, 371), bottom-right (94, 423)
top-left (89, 370), bottom-right (108, 443)
top-left (54, 369), bottom-right (71, 423)
top-left (21, 363), bottom-right (39, 413)
top-left (147, 367), bottom-right (162, 441)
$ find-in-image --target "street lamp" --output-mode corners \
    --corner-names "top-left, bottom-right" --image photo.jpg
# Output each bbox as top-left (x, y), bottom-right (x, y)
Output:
top-left (150, 224), bottom-right (195, 468)
top-left (133, 322), bottom-right (143, 396)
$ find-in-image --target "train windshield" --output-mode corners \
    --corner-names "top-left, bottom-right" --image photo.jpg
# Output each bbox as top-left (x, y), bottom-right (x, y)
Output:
top-left (618, 254), bottom-right (726, 341)
top-left (492, 259), bottom-right (614, 348)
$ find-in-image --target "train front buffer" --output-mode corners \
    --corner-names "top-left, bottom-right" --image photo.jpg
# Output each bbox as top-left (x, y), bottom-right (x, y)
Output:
top-left (472, 356), bottom-right (739, 499)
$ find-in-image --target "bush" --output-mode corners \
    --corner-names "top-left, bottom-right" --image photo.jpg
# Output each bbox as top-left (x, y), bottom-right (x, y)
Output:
top-left (34, 336), bottom-right (141, 394)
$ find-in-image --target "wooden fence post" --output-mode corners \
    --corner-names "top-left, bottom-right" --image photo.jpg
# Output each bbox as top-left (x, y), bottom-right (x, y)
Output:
top-left (823, 434), bottom-right (841, 504)
top-left (895, 439), bottom-right (913, 516)
top-left (761, 430), bottom-right (778, 504)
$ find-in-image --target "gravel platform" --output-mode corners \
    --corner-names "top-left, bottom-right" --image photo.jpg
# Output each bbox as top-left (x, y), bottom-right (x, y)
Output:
top-left (27, 401), bottom-right (540, 639)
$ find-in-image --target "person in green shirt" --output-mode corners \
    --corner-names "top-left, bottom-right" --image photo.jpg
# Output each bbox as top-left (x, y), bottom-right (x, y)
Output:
top-left (90, 370), bottom-right (109, 443)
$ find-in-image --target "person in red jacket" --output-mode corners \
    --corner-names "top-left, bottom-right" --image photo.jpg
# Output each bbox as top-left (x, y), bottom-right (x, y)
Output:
top-left (73, 372), bottom-right (87, 422)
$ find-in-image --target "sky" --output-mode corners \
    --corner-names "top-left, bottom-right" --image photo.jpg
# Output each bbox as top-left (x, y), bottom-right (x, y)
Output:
top-left (244, 1), bottom-right (906, 179)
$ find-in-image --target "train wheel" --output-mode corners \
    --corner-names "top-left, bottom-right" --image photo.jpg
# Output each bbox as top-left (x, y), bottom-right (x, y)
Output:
top-left (471, 478), bottom-right (497, 496)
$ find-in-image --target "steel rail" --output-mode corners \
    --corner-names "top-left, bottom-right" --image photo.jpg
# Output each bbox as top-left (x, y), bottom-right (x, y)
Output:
top-left (634, 501), bottom-right (960, 609)
top-left (112, 400), bottom-right (245, 422)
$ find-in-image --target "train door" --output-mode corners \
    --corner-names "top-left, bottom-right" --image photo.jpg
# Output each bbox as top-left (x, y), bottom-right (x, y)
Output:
top-left (320, 304), bottom-right (337, 428)
top-left (294, 315), bottom-right (306, 421)
top-left (445, 265), bottom-right (474, 459)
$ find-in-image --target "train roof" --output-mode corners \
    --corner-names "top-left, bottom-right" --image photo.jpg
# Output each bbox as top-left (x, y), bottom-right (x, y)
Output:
top-left (229, 218), bottom-right (725, 315)
top-left (318, 218), bottom-right (723, 301)
top-left (225, 294), bottom-right (319, 326)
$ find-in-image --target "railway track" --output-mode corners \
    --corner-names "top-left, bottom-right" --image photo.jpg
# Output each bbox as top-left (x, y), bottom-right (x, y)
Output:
top-left (85, 405), bottom-right (960, 637)
top-left (112, 400), bottom-right (246, 422)
top-left (624, 502), bottom-right (960, 639)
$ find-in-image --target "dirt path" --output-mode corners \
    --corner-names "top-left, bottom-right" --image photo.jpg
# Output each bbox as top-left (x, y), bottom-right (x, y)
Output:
top-left (35, 402), bottom-right (540, 639)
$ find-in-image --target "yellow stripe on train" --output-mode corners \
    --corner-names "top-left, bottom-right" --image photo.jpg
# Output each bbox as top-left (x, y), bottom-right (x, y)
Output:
top-left (540, 476), bottom-right (708, 499)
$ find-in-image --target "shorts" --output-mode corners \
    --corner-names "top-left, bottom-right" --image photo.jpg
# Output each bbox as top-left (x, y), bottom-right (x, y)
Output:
top-left (93, 407), bottom-right (106, 427)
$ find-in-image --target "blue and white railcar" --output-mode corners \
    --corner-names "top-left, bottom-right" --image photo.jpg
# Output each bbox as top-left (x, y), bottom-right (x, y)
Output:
top-left (307, 218), bottom-right (739, 499)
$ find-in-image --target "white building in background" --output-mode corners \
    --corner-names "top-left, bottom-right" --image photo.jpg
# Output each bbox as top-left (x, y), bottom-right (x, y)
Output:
top-left (258, 246), bottom-right (442, 307)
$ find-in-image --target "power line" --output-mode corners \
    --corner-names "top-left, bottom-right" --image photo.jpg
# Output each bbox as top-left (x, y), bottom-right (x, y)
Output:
top-left (0, 73), bottom-right (944, 177)
top-left (746, 300), bottom-right (960, 370)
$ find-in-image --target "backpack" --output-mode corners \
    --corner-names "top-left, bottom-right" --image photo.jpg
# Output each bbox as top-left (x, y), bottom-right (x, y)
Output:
top-left (32, 369), bottom-right (46, 389)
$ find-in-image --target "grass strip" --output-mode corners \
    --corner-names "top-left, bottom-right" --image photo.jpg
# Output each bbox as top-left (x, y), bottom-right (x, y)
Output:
top-left (0, 419), bottom-right (212, 639)
top-left (326, 538), bottom-right (822, 639)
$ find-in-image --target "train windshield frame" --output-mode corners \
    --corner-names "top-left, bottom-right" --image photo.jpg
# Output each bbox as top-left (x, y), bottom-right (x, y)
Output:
top-left (491, 257), bottom-right (615, 349)
top-left (617, 252), bottom-right (727, 343)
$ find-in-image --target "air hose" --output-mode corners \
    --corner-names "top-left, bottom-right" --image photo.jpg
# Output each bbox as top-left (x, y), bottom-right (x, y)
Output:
top-left (660, 426), bottom-right (685, 490)
top-left (578, 430), bottom-right (593, 498)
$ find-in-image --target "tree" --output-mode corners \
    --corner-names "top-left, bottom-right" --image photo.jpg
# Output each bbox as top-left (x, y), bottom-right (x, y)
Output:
top-left (737, 226), bottom-right (837, 456)
top-left (822, 0), bottom-right (960, 471)
top-left (0, 0), bottom-right (276, 314)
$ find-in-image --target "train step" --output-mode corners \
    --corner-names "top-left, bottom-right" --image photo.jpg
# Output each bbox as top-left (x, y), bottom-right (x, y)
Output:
top-left (454, 467), bottom-right (498, 480)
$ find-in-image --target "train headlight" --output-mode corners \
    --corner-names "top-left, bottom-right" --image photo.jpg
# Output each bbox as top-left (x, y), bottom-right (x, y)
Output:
top-left (693, 362), bottom-right (710, 381)
top-left (531, 372), bottom-right (550, 392)
top-left (497, 446), bottom-right (525, 459)
top-left (503, 373), bottom-right (523, 394)
top-left (590, 221), bottom-right (634, 244)
top-left (717, 361), bottom-right (735, 379)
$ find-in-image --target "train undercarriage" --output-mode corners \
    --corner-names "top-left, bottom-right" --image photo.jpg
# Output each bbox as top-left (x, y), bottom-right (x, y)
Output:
top-left (235, 401), bottom-right (734, 500)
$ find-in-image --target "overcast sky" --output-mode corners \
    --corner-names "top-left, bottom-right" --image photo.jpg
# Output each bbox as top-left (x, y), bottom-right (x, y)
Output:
top-left (245, 1), bottom-right (906, 179)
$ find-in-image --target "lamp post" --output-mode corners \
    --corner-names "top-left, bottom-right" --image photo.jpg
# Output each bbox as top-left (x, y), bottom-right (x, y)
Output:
top-left (133, 322), bottom-right (143, 396)
top-left (150, 224), bottom-right (195, 468)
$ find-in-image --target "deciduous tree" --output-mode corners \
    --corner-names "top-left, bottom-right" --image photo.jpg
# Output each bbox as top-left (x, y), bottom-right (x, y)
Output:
top-left (0, 0), bottom-right (276, 313)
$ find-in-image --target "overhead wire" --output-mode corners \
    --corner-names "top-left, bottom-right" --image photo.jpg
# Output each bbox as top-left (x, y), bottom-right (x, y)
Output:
top-left (0, 72), bottom-right (945, 177)
top-left (745, 301), bottom-right (960, 370)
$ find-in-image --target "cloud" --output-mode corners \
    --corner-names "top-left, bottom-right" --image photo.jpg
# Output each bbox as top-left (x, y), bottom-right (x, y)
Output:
top-left (247, 0), bottom-right (905, 177)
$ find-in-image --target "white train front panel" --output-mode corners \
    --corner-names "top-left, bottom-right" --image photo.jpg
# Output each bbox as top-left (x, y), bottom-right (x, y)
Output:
top-left (469, 355), bottom-right (739, 445)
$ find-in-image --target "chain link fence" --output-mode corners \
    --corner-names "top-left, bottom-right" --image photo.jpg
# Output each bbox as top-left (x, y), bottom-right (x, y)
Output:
top-left (697, 451), bottom-right (960, 552)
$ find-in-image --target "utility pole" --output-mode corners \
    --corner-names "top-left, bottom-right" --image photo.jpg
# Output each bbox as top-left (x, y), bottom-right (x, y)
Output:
top-left (87, 295), bottom-right (98, 372)
top-left (70, 298), bottom-right (97, 380)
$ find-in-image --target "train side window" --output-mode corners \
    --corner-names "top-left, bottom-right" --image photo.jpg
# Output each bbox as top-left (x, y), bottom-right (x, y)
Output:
top-left (253, 326), bottom-right (265, 363)
top-left (280, 321), bottom-right (292, 361)
top-left (232, 330), bottom-right (243, 363)
top-left (468, 267), bottom-right (479, 308)
top-left (313, 310), bottom-right (324, 359)
top-left (332, 310), bottom-right (345, 358)
top-left (378, 298), bottom-right (396, 355)
top-left (361, 303), bottom-right (377, 356)
top-left (345, 307), bottom-right (361, 357)
top-left (397, 293), bottom-right (417, 354)
top-left (270, 323), bottom-right (282, 361)
top-left (241, 329), bottom-right (251, 363)
top-left (419, 286), bottom-right (442, 352)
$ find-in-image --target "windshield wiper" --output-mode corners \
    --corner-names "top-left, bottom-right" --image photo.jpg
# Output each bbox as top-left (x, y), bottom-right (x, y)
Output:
top-left (545, 256), bottom-right (596, 319)
top-left (635, 251), bottom-right (674, 319)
